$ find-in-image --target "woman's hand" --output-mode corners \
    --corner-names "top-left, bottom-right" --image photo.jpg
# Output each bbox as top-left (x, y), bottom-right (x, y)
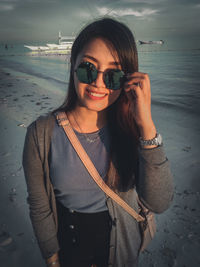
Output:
top-left (46, 253), bottom-right (60, 267)
top-left (124, 72), bottom-right (157, 140)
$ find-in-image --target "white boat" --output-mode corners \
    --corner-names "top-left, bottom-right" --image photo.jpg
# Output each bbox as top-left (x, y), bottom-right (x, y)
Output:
top-left (138, 40), bottom-right (164, 45)
top-left (24, 32), bottom-right (75, 55)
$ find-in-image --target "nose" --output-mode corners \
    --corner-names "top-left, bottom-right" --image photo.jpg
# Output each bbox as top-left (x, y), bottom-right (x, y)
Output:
top-left (93, 71), bottom-right (106, 88)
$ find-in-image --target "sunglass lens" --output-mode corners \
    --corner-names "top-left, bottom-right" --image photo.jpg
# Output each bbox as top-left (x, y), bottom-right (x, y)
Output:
top-left (104, 70), bottom-right (124, 90)
top-left (76, 62), bottom-right (97, 84)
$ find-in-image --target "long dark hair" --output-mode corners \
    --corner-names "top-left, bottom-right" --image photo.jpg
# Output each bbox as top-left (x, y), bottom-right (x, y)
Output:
top-left (53, 17), bottom-right (140, 191)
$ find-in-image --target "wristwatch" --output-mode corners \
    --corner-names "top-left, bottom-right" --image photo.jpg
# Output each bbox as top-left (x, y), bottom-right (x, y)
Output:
top-left (139, 133), bottom-right (163, 148)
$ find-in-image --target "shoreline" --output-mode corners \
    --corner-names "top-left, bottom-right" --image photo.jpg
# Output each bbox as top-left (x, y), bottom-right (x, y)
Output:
top-left (0, 66), bottom-right (65, 126)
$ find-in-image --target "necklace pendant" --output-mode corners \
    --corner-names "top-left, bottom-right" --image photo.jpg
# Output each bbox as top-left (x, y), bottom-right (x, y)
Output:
top-left (70, 112), bottom-right (100, 143)
top-left (86, 136), bottom-right (99, 143)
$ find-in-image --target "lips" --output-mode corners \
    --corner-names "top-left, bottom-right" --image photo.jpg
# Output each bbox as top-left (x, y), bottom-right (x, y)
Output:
top-left (86, 88), bottom-right (108, 99)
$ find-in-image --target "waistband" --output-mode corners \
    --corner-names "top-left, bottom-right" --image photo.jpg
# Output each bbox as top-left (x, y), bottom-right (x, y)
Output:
top-left (56, 199), bottom-right (110, 218)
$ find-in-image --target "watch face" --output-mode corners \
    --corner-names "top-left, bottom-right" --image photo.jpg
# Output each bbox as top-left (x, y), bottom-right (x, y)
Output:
top-left (157, 134), bottom-right (162, 145)
top-left (139, 133), bottom-right (162, 147)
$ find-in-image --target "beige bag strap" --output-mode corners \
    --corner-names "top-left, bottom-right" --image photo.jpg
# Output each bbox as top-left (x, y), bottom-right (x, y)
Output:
top-left (56, 112), bottom-right (145, 223)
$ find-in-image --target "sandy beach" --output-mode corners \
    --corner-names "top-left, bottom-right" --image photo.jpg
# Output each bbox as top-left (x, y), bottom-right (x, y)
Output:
top-left (0, 56), bottom-right (200, 267)
top-left (0, 63), bottom-right (65, 267)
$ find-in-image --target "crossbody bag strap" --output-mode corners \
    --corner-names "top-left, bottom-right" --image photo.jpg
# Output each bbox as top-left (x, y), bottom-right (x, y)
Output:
top-left (56, 112), bottom-right (145, 222)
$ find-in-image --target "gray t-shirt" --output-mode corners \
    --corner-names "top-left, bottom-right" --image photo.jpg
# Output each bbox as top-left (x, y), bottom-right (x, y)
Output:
top-left (49, 119), bottom-right (111, 213)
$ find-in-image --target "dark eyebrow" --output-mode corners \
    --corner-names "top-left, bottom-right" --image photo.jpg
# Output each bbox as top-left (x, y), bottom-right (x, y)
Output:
top-left (83, 54), bottom-right (121, 66)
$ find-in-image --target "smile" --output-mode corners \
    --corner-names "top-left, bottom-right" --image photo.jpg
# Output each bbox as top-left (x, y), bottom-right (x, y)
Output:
top-left (86, 89), bottom-right (107, 99)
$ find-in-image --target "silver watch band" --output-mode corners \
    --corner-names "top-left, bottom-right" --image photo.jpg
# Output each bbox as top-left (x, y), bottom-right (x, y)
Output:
top-left (139, 133), bottom-right (162, 147)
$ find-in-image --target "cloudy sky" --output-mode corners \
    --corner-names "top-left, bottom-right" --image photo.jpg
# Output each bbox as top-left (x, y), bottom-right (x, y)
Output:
top-left (0, 0), bottom-right (200, 47)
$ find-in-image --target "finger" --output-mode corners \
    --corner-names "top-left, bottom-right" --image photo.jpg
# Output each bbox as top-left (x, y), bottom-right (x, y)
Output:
top-left (125, 89), bottom-right (137, 103)
top-left (126, 72), bottom-right (148, 78)
top-left (124, 82), bottom-right (143, 92)
top-left (125, 73), bottom-right (150, 86)
top-left (124, 77), bottom-right (145, 87)
top-left (124, 84), bottom-right (143, 99)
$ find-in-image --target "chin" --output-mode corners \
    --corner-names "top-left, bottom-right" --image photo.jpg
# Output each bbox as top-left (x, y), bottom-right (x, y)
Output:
top-left (84, 101), bottom-right (109, 113)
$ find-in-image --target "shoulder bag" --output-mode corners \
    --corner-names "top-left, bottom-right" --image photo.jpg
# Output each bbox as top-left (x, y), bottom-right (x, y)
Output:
top-left (56, 111), bottom-right (156, 252)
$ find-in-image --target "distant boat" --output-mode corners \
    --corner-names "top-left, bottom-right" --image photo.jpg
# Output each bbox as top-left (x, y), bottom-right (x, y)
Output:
top-left (24, 32), bottom-right (75, 55)
top-left (138, 40), bottom-right (164, 45)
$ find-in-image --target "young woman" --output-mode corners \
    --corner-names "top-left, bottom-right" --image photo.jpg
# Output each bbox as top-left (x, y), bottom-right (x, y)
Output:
top-left (23, 18), bottom-right (173, 267)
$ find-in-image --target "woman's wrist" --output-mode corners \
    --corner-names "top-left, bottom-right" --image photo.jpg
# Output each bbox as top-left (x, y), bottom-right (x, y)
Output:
top-left (138, 122), bottom-right (159, 149)
top-left (138, 121), bottom-right (157, 140)
top-left (46, 259), bottom-right (59, 266)
top-left (46, 253), bottom-right (60, 267)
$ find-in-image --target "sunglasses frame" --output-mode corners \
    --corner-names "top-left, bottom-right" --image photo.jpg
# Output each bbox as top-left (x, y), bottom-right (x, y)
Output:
top-left (74, 61), bottom-right (126, 90)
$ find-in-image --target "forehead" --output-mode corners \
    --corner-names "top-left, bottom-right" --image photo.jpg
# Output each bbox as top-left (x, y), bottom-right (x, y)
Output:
top-left (75, 38), bottom-right (120, 66)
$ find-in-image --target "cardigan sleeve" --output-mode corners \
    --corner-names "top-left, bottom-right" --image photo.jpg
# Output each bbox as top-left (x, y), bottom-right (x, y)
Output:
top-left (22, 121), bottom-right (60, 259)
top-left (136, 143), bottom-right (174, 213)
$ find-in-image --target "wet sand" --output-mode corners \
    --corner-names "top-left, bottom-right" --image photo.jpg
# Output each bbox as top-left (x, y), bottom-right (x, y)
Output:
top-left (0, 66), bottom-right (64, 267)
top-left (0, 61), bottom-right (200, 267)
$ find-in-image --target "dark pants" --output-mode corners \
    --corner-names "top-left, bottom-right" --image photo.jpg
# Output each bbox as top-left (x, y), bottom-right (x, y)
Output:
top-left (56, 200), bottom-right (112, 267)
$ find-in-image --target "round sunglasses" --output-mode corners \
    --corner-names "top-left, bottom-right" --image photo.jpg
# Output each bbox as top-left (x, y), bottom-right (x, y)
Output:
top-left (74, 61), bottom-right (125, 90)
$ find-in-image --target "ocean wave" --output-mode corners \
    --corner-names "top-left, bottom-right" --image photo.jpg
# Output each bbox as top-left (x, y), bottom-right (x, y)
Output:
top-left (152, 99), bottom-right (200, 115)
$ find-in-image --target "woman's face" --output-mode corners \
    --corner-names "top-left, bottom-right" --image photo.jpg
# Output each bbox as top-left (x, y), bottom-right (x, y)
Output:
top-left (73, 38), bottom-right (123, 113)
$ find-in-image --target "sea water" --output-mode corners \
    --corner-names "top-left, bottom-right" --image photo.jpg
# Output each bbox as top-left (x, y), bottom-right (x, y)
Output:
top-left (0, 42), bottom-right (200, 117)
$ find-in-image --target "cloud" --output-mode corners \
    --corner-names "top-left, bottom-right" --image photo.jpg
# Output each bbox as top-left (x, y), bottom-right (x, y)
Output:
top-left (7, 0), bottom-right (57, 1)
top-left (1, 0), bottom-right (17, 2)
top-left (96, 6), bottom-right (158, 17)
top-left (0, 3), bottom-right (15, 11)
top-left (119, 0), bottom-right (164, 2)
top-left (76, 10), bottom-right (91, 18)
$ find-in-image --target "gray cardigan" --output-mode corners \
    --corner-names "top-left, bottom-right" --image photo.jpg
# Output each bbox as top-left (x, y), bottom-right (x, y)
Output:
top-left (22, 113), bottom-right (173, 267)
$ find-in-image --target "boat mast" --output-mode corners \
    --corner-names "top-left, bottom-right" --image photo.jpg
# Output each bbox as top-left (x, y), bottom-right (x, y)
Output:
top-left (58, 31), bottom-right (62, 45)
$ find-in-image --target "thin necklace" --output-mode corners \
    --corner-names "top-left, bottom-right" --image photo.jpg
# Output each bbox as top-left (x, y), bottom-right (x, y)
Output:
top-left (70, 112), bottom-right (100, 143)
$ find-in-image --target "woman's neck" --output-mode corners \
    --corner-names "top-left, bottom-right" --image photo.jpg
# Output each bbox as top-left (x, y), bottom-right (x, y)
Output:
top-left (67, 106), bottom-right (107, 133)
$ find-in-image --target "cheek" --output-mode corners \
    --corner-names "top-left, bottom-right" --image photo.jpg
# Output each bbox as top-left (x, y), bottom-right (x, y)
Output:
top-left (74, 75), bottom-right (85, 96)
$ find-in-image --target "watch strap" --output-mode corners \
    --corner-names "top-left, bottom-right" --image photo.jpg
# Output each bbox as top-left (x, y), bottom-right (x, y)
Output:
top-left (139, 133), bottom-right (162, 147)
